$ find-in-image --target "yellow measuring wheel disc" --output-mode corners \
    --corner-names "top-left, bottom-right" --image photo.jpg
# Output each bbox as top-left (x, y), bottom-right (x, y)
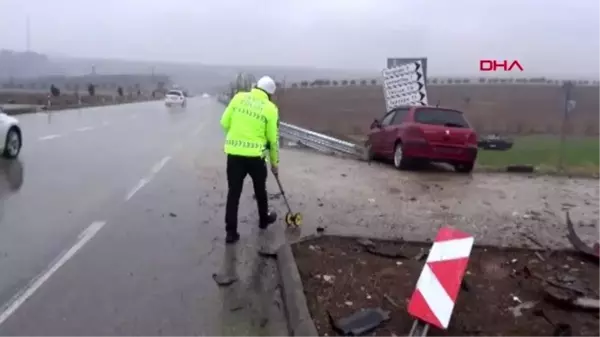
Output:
top-left (293, 212), bottom-right (303, 226)
top-left (285, 212), bottom-right (303, 227)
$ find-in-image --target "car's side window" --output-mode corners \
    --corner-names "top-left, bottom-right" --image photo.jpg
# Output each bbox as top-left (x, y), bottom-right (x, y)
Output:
top-left (380, 112), bottom-right (395, 127)
top-left (391, 108), bottom-right (410, 125)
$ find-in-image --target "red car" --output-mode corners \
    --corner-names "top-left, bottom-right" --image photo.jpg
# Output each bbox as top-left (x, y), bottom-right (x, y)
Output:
top-left (366, 106), bottom-right (478, 173)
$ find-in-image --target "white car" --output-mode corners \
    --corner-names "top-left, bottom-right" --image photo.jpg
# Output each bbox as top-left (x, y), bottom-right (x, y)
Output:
top-left (0, 108), bottom-right (22, 159)
top-left (164, 90), bottom-right (187, 107)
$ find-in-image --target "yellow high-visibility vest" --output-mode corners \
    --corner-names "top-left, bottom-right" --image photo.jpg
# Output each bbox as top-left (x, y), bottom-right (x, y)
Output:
top-left (220, 88), bottom-right (280, 164)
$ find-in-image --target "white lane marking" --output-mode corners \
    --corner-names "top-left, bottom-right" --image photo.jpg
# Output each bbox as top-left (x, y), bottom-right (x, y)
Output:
top-left (150, 156), bottom-right (171, 175)
top-left (124, 155), bottom-right (172, 201)
top-left (0, 221), bottom-right (107, 327)
top-left (125, 177), bottom-right (150, 201)
top-left (76, 126), bottom-right (94, 132)
top-left (38, 134), bottom-right (62, 141)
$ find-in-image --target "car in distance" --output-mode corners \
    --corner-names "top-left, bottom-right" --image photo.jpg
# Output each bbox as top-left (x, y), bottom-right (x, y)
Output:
top-left (164, 90), bottom-right (187, 107)
top-left (366, 106), bottom-right (478, 173)
top-left (0, 108), bottom-right (22, 159)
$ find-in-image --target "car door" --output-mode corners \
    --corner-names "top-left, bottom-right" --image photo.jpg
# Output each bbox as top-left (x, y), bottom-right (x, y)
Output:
top-left (380, 107), bottom-right (410, 158)
top-left (369, 111), bottom-right (396, 155)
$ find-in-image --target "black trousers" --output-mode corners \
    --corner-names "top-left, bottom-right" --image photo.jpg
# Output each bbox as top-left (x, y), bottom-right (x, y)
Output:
top-left (225, 154), bottom-right (269, 234)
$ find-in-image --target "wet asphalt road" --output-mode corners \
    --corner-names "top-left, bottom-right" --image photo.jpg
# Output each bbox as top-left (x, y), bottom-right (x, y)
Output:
top-left (0, 97), bottom-right (598, 336)
top-left (0, 99), bottom-right (288, 335)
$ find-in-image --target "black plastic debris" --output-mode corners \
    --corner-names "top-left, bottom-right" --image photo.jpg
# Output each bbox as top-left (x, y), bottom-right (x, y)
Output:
top-left (544, 285), bottom-right (600, 311)
top-left (330, 307), bottom-right (390, 336)
top-left (506, 165), bottom-right (534, 173)
top-left (365, 244), bottom-right (407, 259)
top-left (212, 273), bottom-right (238, 286)
top-left (316, 226), bottom-right (325, 233)
top-left (533, 309), bottom-right (572, 336)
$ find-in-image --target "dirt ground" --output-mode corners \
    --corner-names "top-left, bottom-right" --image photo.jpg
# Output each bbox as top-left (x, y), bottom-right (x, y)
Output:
top-left (276, 85), bottom-right (599, 141)
top-left (293, 235), bottom-right (599, 336)
top-left (273, 147), bottom-right (598, 249)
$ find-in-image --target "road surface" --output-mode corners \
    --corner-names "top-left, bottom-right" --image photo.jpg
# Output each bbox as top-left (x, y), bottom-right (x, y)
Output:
top-left (0, 99), bottom-right (288, 335)
top-left (0, 98), bottom-right (597, 336)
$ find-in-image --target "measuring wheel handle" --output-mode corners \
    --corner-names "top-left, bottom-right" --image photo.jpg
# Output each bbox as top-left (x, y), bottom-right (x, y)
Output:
top-left (285, 212), bottom-right (303, 227)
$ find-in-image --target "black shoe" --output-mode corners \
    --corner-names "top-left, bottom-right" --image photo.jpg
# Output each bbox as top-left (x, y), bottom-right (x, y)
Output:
top-left (259, 212), bottom-right (277, 230)
top-left (225, 232), bottom-right (240, 244)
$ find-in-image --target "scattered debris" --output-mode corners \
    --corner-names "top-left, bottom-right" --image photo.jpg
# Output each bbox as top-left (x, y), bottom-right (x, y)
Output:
top-left (168, 212), bottom-right (177, 217)
top-left (508, 301), bottom-right (537, 317)
top-left (543, 285), bottom-right (600, 311)
top-left (295, 236), bottom-right (599, 336)
top-left (413, 250), bottom-right (428, 261)
top-left (329, 307), bottom-right (391, 336)
top-left (535, 252), bottom-right (546, 261)
top-left (384, 294), bottom-right (400, 308)
top-left (523, 266), bottom-right (587, 295)
top-left (566, 211), bottom-right (599, 262)
top-left (521, 233), bottom-right (546, 249)
top-left (322, 275), bottom-right (335, 283)
top-left (357, 238), bottom-right (375, 248)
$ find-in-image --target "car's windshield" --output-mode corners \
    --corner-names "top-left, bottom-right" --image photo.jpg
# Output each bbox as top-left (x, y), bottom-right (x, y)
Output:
top-left (167, 91), bottom-right (182, 96)
top-left (414, 108), bottom-right (470, 128)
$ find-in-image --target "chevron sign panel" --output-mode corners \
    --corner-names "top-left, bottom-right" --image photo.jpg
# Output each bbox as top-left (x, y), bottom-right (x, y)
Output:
top-left (407, 227), bottom-right (474, 329)
top-left (382, 60), bottom-right (428, 110)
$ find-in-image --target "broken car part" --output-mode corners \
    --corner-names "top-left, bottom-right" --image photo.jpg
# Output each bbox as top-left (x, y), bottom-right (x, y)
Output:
top-left (329, 307), bottom-right (390, 336)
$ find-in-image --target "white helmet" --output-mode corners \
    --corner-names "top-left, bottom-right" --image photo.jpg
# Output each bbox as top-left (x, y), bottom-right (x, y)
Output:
top-left (256, 76), bottom-right (276, 95)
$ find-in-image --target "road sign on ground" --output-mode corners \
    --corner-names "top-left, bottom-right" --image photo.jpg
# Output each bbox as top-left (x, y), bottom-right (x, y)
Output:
top-left (407, 227), bottom-right (474, 330)
top-left (382, 60), bottom-right (428, 110)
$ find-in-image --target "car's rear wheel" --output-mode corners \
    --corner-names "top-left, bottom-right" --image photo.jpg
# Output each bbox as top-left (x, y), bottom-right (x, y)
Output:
top-left (393, 142), bottom-right (412, 170)
top-left (3, 127), bottom-right (21, 159)
top-left (454, 161), bottom-right (475, 173)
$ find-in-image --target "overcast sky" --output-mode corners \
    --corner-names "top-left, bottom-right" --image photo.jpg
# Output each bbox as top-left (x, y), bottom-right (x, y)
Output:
top-left (0, 0), bottom-right (598, 77)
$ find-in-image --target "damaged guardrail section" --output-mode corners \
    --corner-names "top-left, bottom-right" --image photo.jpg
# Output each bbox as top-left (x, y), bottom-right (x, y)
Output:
top-left (279, 122), bottom-right (362, 157)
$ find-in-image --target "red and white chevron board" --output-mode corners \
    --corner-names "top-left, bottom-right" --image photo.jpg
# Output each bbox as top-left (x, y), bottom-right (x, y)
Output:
top-left (407, 227), bottom-right (474, 329)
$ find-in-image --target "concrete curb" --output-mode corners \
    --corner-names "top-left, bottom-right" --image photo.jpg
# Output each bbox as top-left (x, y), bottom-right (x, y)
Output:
top-left (276, 242), bottom-right (319, 336)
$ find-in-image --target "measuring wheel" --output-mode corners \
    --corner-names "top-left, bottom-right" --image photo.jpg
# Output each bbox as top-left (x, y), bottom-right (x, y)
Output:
top-left (285, 212), bottom-right (303, 227)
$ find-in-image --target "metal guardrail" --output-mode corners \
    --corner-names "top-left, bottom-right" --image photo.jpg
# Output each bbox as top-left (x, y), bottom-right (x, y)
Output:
top-left (279, 122), bottom-right (362, 158)
top-left (217, 95), bottom-right (364, 158)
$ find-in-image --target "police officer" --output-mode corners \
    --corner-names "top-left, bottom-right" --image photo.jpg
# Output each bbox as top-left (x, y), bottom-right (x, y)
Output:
top-left (220, 76), bottom-right (279, 244)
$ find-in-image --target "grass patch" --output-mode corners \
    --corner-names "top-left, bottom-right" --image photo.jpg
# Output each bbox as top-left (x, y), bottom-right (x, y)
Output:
top-left (477, 135), bottom-right (599, 176)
